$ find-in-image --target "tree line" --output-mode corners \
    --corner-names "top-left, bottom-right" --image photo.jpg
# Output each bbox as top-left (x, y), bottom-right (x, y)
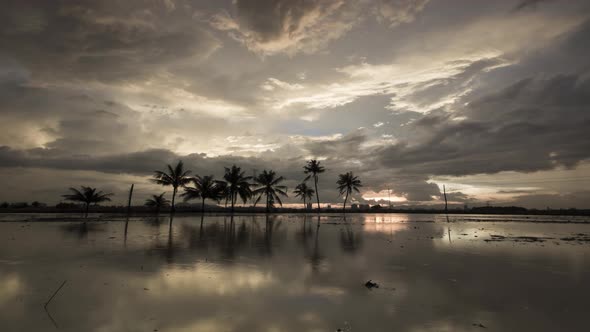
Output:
top-left (62, 160), bottom-right (362, 217)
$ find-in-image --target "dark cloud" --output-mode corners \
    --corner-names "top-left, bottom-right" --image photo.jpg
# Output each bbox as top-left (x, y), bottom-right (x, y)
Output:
top-left (378, 72), bottom-right (590, 176)
top-left (303, 130), bottom-right (367, 159)
top-left (513, 0), bottom-right (551, 11)
top-left (0, 0), bottom-right (220, 82)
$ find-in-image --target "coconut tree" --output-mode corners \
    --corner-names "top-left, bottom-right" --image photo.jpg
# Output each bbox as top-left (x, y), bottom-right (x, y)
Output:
top-left (293, 182), bottom-right (315, 211)
top-left (252, 170), bottom-right (288, 213)
top-left (222, 165), bottom-right (252, 213)
top-left (62, 186), bottom-right (113, 218)
top-left (303, 159), bottom-right (325, 211)
top-left (336, 172), bottom-right (362, 213)
top-left (182, 175), bottom-right (224, 213)
top-left (152, 161), bottom-right (192, 214)
top-left (145, 192), bottom-right (170, 215)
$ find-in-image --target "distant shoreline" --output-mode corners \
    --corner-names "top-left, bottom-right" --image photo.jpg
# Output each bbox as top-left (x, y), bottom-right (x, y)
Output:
top-left (0, 206), bottom-right (589, 217)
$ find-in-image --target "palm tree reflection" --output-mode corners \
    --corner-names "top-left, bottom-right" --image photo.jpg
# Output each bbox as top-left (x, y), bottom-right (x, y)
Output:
top-left (303, 214), bottom-right (324, 273)
top-left (339, 223), bottom-right (363, 254)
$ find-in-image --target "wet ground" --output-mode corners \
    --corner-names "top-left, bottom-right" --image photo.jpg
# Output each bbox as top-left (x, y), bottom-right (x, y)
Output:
top-left (1, 213), bottom-right (589, 332)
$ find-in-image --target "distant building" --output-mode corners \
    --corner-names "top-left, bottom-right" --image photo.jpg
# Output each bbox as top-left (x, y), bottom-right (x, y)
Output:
top-left (351, 204), bottom-right (359, 210)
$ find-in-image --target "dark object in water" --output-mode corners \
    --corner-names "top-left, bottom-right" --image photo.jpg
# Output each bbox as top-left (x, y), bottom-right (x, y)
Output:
top-left (472, 323), bottom-right (487, 328)
top-left (365, 280), bottom-right (379, 289)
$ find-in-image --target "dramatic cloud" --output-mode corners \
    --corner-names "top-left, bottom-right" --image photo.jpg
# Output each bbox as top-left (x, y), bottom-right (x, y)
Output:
top-left (374, 0), bottom-right (430, 27)
top-left (0, 0), bottom-right (221, 83)
top-left (377, 74), bottom-right (590, 176)
top-left (210, 0), bottom-right (429, 56)
top-left (0, 0), bottom-right (589, 208)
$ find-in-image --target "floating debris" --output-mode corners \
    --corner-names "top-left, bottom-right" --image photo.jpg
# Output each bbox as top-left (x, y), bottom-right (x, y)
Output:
top-left (560, 234), bottom-right (590, 242)
top-left (484, 235), bottom-right (554, 243)
top-left (365, 280), bottom-right (379, 289)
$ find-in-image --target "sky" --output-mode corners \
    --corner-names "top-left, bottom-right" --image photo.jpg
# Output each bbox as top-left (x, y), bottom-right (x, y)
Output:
top-left (0, 0), bottom-right (589, 208)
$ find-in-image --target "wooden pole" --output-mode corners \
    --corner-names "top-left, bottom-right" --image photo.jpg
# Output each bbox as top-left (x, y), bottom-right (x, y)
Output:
top-left (124, 184), bottom-right (134, 237)
top-left (443, 184), bottom-right (449, 223)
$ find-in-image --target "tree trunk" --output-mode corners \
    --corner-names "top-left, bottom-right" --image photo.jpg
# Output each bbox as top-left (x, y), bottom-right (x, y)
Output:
top-left (231, 192), bottom-right (235, 213)
top-left (85, 202), bottom-right (90, 218)
top-left (171, 186), bottom-right (177, 214)
top-left (266, 192), bottom-right (270, 213)
top-left (303, 197), bottom-right (306, 211)
top-left (201, 197), bottom-right (206, 214)
top-left (343, 190), bottom-right (349, 213)
top-left (314, 176), bottom-right (320, 211)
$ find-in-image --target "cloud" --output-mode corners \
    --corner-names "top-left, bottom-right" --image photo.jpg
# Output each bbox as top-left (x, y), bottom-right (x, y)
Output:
top-left (513, 0), bottom-right (551, 11)
top-left (0, 1), bottom-right (589, 208)
top-left (210, 0), bottom-right (430, 56)
top-left (374, 0), bottom-right (430, 27)
top-left (210, 0), bottom-right (360, 56)
top-left (377, 74), bottom-right (590, 176)
top-left (0, 0), bottom-right (220, 82)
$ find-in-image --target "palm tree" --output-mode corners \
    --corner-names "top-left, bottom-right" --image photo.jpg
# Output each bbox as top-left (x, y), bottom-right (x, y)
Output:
top-left (222, 165), bottom-right (252, 213)
top-left (152, 161), bottom-right (192, 214)
top-left (336, 172), bottom-right (362, 212)
top-left (293, 182), bottom-right (315, 211)
top-left (182, 175), bottom-right (223, 213)
top-left (304, 159), bottom-right (325, 211)
top-left (62, 186), bottom-right (113, 218)
top-left (145, 192), bottom-right (170, 215)
top-left (252, 170), bottom-right (288, 213)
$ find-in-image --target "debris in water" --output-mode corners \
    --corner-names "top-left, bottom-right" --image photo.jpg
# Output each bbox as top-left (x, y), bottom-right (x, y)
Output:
top-left (472, 323), bottom-right (487, 328)
top-left (485, 234), bottom-right (554, 243)
top-left (365, 280), bottom-right (379, 289)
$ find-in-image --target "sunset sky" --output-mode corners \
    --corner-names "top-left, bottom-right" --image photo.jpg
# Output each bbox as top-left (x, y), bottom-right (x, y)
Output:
top-left (0, 0), bottom-right (589, 208)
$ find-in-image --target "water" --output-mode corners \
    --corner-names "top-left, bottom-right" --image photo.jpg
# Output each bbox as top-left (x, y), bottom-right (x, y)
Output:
top-left (1, 213), bottom-right (589, 332)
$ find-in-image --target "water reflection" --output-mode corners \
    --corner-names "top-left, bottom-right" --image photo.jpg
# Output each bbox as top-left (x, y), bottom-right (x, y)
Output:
top-left (339, 224), bottom-right (363, 254)
top-left (1, 213), bottom-right (589, 332)
top-left (60, 221), bottom-right (104, 240)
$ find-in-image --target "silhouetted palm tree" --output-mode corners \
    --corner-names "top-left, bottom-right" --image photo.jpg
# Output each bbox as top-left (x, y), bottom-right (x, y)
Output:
top-left (152, 161), bottom-right (192, 213)
top-left (293, 182), bottom-right (315, 211)
top-left (222, 165), bottom-right (252, 213)
top-left (182, 175), bottom-right (224, 213)
top-left (252, 170), bottom-right (288, 212)
top-left (62, 186), bottom-right (113, 218)
top-left (337, 172), bottom-right (362, 212)
top-left (145, 192), bottom-right (170, 215)
top-left (304, 159), bottom-right (325, 211)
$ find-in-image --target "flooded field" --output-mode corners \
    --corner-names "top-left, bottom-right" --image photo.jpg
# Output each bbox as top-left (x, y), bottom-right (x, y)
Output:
top-left (1, 213), bottom-right (589, 331)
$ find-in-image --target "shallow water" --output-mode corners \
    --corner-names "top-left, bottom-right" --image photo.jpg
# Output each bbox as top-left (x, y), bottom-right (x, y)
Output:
top-left (1, 213), bottom-right (589, 332)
